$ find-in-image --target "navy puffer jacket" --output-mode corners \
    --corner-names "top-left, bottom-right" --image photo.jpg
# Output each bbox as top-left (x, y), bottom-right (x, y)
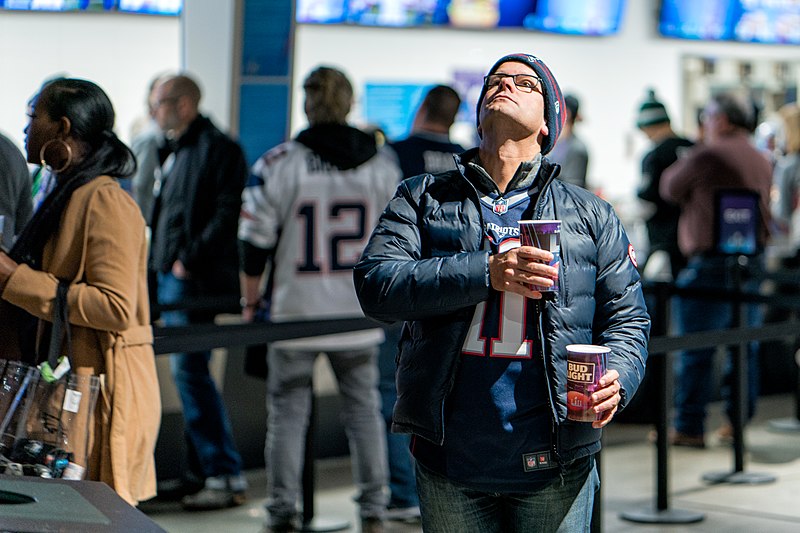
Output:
top-left (354, 152), bottom-right (650, 464)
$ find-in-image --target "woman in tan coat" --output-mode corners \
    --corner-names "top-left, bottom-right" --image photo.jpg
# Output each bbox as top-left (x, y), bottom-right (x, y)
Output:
top-left (0, 78), bottom-right (160, 505)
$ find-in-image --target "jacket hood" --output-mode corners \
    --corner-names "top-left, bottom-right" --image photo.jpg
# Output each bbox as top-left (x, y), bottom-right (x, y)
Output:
top-left (296, 124), bottom-right (378, 170)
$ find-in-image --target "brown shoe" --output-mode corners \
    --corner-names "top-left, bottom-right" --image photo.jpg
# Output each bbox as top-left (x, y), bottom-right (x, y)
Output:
top-left (670, 430), bottom-right (706, 448)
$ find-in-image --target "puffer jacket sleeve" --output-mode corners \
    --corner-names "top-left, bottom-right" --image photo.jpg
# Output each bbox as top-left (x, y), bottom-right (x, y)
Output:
top-left (591, 201), bottom-right (650, 408)
top-left (355, 176), bottom-right (490, 323)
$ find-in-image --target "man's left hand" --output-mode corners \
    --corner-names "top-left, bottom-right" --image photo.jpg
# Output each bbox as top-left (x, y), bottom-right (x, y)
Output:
top-left (591, 369), bottom-right (622, 429)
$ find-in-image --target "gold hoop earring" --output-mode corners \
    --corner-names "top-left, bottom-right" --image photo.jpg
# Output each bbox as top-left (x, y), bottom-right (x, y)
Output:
top-left (39, 139), bottom-right (73, 174)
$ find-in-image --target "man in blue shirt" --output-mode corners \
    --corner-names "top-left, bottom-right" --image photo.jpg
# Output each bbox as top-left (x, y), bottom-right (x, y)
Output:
top-left (389, 84), bottom-right (465, 178)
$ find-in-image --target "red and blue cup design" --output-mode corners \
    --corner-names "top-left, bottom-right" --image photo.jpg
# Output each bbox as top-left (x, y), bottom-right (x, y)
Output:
top-left (565, 344), bottom-right (610, 422)
top-left (519, 220), bottom-right (561, 293)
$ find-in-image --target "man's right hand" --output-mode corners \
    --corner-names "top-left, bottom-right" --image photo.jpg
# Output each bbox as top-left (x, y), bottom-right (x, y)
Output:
top-left (488, 246), bottom-right (558, 299)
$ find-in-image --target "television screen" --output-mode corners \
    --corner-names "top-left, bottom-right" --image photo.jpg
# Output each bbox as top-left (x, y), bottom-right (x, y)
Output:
top-left (364, 83), bottom-right (431, 141)
top-left (296, 0), bottom-right (626, 35)
top-left (0, 0), bottom-right (181, 15)
top-left (659, 0), bottom-right (800, 45)
top-left (522, 0), bottom-right (626, 35)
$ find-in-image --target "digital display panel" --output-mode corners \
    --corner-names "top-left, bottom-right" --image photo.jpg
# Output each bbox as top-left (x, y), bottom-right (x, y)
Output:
top-left (0, 0), bottom-right (182, 15)
top-left (297, 0), bottom-right (627, 35)
top-left (364, 83), bottom-right (431, 141)
top-left (715, 190), bottom-right (761, 255)
top-left (659, 0), bottom-right (800, 45)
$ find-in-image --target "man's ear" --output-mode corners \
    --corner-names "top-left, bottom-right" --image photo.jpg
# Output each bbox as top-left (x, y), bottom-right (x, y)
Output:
top-left (536, 122), bottom-right (550, 147)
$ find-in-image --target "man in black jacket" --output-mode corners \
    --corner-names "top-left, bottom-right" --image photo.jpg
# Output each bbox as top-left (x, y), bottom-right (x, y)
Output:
top-left (0, 131), bottom-right (32, 249)
top-left (355, 53), bottom-right (649, 533)
top-left (635, 89), bottom-right (694, 280)
top-left (149, 74), bottom-right (248, 510)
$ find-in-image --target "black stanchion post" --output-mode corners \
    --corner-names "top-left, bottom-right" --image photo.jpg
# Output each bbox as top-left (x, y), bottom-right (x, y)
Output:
top-left (702, 256), bottom-right (775, 485)
top-left (654, 282), bottom-right (669, 510)
top-left (300, 387), bottom-right (350, 533)
top-left (620, 282), bottom-right (704, 524)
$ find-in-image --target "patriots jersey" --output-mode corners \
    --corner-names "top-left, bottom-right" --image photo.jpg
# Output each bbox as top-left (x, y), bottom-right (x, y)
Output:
top-left (239, 139), bottom-right (401, 350)
top-left (412, 185), bottom-right (556, 491)
top-left (463, 188), bottom-right (537, 359)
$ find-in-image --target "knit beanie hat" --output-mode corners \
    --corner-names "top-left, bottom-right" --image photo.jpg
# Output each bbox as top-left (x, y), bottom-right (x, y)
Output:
top-left (476, 53), bottom-right (566, 155)
top-left (636, 89), bottom-right (670, 128)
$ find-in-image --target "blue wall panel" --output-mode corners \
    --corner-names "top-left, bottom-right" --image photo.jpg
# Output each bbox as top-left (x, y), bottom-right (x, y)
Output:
top-left (239, 83), bottom-right (289, 166)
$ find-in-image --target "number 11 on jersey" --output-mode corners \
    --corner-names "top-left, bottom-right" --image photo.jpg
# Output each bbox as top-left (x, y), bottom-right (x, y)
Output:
top-left (462, 291), bottom-right (534, 359)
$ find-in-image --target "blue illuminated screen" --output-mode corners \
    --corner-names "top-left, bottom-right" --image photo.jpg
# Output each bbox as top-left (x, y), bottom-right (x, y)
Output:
top-left (0, 0), bottom-right (182, 15)
top-left (659, 0), bottom-right (800, 44)
top-left (297, 0), bottom-right (626, 35)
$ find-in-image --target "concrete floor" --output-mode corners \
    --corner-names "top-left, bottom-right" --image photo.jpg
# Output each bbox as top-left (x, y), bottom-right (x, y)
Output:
top-left (141, 393), bottom-right (800, 533)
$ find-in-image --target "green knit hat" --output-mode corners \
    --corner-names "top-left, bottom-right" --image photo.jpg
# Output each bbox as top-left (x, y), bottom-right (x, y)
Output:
top-left (636, 89), bottom-right (670, 128)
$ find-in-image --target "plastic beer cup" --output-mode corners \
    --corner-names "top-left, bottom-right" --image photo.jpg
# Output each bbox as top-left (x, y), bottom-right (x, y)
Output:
top-left (566, 344), bottom-right (610, 422)
top-left (518, 220), bottom-right (561, 294)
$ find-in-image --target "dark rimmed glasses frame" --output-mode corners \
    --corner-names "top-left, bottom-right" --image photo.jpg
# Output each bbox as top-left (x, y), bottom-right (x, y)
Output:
top-left (483, 73), bottom-right (542, 93)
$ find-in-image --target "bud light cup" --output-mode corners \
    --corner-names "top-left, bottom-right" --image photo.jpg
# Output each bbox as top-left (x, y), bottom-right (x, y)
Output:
top-left (566, 344), bottom-right (610, 422)
top-left (518, 220), bottom-right (561, 293)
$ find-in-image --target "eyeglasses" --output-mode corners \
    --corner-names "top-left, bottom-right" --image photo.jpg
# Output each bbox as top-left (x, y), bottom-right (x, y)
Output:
top-left (483, 73), bottom-right (542, 93)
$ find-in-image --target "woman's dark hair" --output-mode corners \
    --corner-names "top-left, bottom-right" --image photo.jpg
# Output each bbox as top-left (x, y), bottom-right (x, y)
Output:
top-left (39, 78), bottom-right (137, 180)
top-left (10, 78), bottom-right (136, 270)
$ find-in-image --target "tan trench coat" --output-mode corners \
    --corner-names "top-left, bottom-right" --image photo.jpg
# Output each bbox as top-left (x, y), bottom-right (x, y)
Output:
top-left (2, 175), bottom-right (160, 505)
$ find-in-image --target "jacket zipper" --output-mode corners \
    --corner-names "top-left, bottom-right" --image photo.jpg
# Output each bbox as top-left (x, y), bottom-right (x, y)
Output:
top-left (532, 163), bottom-right (567, 480)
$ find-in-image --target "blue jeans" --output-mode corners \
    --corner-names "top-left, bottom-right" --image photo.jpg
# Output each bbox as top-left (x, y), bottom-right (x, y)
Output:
top-left (672, 256), bottom-right (761, 436)
top-left (378, 324), bottom-right (419, 508)
top-left (265, 346), bottom-right (388, 524)
top-left (416, 457), bottom-right (598, 533)
top-left (158, 272), bottom-right (243, 480)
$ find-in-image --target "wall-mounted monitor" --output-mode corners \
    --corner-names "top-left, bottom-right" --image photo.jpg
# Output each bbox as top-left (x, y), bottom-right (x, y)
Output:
top-left (659, 0), bottom-right (800, 45)
top-left (297, 0), bottom-right (627, 35)
top-left (0, 0), bottom-right (182, 15)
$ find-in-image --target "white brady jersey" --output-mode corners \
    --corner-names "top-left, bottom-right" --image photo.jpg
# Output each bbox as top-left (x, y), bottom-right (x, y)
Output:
top-left (239, 139), bottom-right (401, 350)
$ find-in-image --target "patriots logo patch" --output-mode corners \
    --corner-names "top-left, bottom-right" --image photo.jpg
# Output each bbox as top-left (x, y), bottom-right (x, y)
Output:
top-left (628, 243), bottom-right (638, 268)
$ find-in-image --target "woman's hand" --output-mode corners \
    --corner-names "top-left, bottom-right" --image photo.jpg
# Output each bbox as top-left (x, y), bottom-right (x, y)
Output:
top-left (0, 252), bottom-right (19, 293)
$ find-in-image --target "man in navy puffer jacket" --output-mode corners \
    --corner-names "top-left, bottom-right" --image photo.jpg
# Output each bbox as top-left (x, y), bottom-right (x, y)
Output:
top-left (355, 53), bottom-right (650, 533)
